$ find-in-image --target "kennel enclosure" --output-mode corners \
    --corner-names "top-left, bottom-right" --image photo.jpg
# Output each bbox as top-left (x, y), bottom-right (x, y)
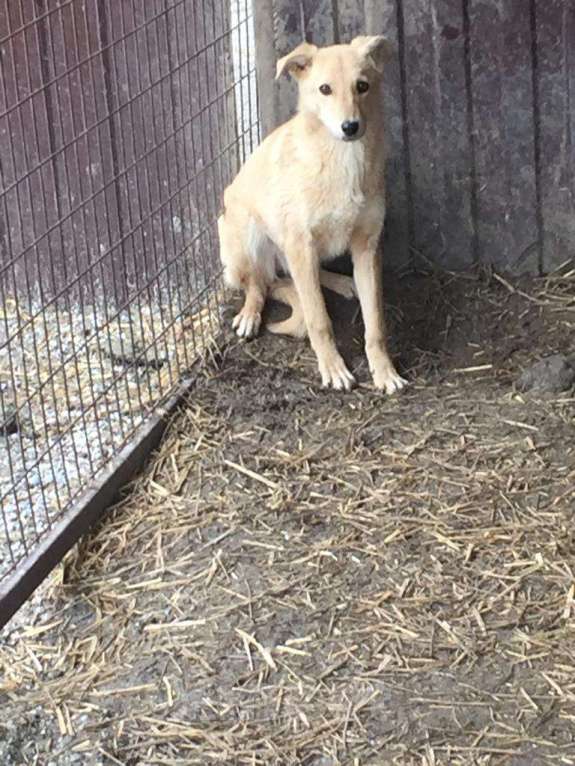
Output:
top-left (1, 0), bottom-right (573, 625)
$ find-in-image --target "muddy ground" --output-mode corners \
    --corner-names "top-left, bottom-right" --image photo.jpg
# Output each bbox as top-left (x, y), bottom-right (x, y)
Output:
top-left (1, 266), bottom-right (575, 765)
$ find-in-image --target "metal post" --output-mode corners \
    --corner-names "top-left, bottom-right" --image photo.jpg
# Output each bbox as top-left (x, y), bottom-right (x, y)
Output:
top-left (253, 0), bottom-right (278, 137)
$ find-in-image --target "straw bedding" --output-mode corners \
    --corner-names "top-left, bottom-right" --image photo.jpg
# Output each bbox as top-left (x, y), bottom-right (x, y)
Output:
top-left (1, 264), bottom-right (575, 765)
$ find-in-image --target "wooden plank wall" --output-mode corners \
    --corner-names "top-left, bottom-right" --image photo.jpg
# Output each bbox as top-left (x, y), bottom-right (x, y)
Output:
top-left (263, 0), bottom-right (574, 274)
top-left (0, 0), bottom-right (239, 301)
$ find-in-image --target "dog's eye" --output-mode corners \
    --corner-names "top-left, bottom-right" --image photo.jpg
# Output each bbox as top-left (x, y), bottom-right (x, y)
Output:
top-left (357, 80), bottom-right (370, 94)
top-left (319, 84), bottom-right (332, 96)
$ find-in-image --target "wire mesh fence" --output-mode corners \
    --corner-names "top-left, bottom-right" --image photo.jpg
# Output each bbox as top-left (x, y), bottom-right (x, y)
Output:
top-left (0, 0), bottom-right (259, 596)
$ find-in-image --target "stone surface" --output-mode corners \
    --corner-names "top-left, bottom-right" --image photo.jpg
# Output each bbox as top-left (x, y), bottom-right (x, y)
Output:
top-left (516, 354), bottom-right (575, 394)
top-left (0, 402), bottom-right (19, 435)
top-left (104, 336), bottom-right (166, 369)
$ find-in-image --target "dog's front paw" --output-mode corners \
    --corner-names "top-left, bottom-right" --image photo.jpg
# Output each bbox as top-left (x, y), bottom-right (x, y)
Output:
top-left (232, 308), bottom-right (261, 339)
top-left (318, 353), bottom-right (356, 391)
top-left (373, 365), bottom-right (408, 395)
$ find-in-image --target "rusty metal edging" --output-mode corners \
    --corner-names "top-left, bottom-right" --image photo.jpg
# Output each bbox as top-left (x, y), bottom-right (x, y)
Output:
top-left (0, 368), bottom-right (201, 631)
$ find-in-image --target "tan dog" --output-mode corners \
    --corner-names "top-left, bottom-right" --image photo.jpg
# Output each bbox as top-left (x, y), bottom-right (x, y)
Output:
top-left (218, 37), bottom-right (406, 393)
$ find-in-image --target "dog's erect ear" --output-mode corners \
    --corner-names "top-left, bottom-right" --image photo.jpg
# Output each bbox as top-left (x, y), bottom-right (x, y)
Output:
top-left (276, 42), bottom-right (318, 80)
top-left (351, 35), bottom-right (391, 72)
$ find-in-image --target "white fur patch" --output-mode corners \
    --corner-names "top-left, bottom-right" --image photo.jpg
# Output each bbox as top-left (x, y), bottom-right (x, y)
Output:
top-left (246, 217), bottom-right (278, 282)
top-left (341, 142), bottom-right (366, 202)
top-left (317, 141), bottom-right (367, 258)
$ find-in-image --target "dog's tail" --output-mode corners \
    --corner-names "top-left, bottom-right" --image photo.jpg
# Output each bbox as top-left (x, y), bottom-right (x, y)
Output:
top-left (267, 278), bottom-right (307, 339)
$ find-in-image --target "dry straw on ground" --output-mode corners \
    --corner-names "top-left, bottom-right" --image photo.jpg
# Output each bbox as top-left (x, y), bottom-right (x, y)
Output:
top-left (0, 286), bottom-right (224, 581)
top-left (1, 266), bottom-right (575, 765)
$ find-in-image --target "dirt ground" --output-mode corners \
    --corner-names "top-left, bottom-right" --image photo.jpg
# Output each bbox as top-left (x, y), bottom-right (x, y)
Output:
top-left (1, 265), bottom-right (575, 765)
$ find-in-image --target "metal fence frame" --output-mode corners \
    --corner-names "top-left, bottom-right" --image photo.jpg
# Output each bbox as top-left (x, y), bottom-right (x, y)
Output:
top-left (0, 0), bottom-right (260, 628)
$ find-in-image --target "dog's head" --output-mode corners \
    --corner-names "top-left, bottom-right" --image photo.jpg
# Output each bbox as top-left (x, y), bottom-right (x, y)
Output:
top-left (276, 36), bottom-right (390, 142)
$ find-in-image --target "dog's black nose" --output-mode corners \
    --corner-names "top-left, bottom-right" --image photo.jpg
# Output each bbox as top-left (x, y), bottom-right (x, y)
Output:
top-left (342, 120), bottom-right (360, 137)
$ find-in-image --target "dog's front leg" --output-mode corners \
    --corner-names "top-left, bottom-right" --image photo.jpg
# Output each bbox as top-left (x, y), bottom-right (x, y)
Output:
top-left (351, 230), bottom-right (407, 394)
top-left (287, 240), bottom-right (355, 391)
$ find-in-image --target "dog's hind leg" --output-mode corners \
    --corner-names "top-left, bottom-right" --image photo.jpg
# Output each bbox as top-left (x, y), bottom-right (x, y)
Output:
top-left (267, 279), bottom-right (307, 338)
top-left (267, 270), bottom-right (356, 338)
top-left (218, 212), bottom-right (271, 339)
top-left (319, 270), bottom-right (357, 300)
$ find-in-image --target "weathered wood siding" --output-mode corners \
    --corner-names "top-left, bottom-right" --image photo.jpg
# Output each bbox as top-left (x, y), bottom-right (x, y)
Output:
top-left (258, 0), bottom-right (574, 274)
top-left (0, 0), bottom-right (241, 301)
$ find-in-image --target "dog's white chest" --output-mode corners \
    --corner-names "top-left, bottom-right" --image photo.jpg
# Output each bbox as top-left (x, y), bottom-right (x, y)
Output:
top-left (314, 143), bottom-right (366, 257)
